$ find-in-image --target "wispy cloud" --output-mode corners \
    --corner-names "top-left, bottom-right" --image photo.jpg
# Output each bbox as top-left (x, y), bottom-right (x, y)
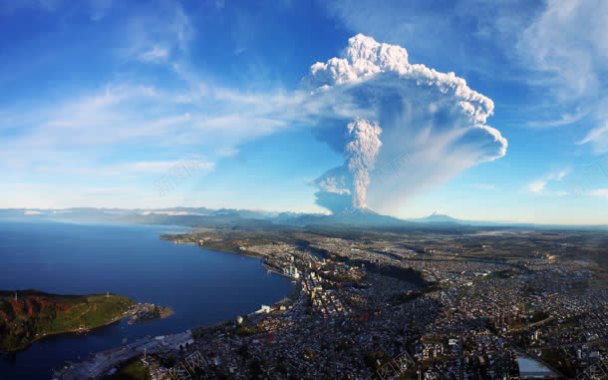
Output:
top-left (518, 0), bottom-right (608, 153)
top-left (528, 180), bottom-right (547, 194)
top-left (525, 108), bottom-right (590, 128)
top-left (589, 188), bottom-right (608, 198)
top-left (578, 123), bottom-right (608, 154)
top-left (117, 1), bottom-right (193, 66)
top-left (518, 0), bottom-right (607, 101)
top-left (35, 158), bottom-right (214, 177)
top-left (138, 46), bottom-right (169, 63)
top-left (527, 167), bottom-right (570, 195)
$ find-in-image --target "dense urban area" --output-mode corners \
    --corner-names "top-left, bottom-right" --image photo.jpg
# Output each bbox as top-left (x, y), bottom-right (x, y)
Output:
top-left (56, 225), bottom-right (608, 379)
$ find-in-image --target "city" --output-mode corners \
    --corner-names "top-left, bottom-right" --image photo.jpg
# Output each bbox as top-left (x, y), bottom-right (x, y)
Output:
top-left (55, 225), bottom-right (608, 379)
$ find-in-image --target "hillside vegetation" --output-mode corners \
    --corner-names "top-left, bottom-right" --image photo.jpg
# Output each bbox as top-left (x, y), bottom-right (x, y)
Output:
top-left (0, 290), bottom-right (133, 352)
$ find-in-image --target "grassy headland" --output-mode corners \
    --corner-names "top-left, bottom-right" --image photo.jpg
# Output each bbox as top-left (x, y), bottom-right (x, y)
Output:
top-left (0, 290), bottom-right (134, 352)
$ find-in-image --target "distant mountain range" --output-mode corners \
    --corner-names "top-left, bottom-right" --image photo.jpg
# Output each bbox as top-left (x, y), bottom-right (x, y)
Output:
top-left (411, 211), bottom-right (462, 224)
top-left (0, 207), bottom-right (606, 231)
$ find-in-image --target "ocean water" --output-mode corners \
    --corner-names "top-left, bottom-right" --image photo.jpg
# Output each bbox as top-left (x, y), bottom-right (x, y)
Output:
top-left (0, 220), bottom-right (293, 379)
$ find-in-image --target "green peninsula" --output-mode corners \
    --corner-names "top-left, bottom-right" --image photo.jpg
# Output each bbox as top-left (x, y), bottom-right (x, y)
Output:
top-left (0, 290), bottom-right (140, 352)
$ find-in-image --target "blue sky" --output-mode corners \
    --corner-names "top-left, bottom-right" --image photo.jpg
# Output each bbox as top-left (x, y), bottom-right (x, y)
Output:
top-left (1, 0), bottom-right (608, 224)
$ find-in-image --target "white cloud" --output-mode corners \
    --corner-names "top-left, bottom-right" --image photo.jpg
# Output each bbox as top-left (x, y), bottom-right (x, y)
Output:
top-left (525, 108), bottom-right (590, 128)
top-left (216, 147), bottom-right (239, 157)
top-left (0, 182), bottom-right (192, 209)
top-left (518, 0), bottom-right (608, 154)
top-left (119, 2), bottom-right (193, 65)
top-left (0, 157), bottom-right (214, 209)
top-left (519, 0), bottom-right (608, 100)
top-left (527, 167), bottom-right (570, 195)
top-left (528, 180), bottom-right (546, 194)
top-left (578, 123), bottom-right (608, 154)
top-left (0, 76), bottom-right (304, 197)
top-left (118, 159), bottom-right (215, 173)
top-left (107, 159), bottom-right (215, 176)
top-left (590, 188), bottom-right (608, 198)
top-left (306, 34), bottom-right (508, 214)
top-left (139, 46), bottom-right (169, 63)
top-left (23, 158), bottom-right (215, 181)
top-left (2, 85), bottom-right (185, 148)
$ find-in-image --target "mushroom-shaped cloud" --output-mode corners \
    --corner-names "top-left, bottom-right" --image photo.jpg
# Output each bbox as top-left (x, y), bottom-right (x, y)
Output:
top-left (305, 34), bottom-right (508, 215)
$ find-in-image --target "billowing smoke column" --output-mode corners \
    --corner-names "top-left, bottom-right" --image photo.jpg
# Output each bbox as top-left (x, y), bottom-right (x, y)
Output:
top-left (305, 34), bottom-right (508, 215)
top-left (345, 119), bottom-right (382, 209)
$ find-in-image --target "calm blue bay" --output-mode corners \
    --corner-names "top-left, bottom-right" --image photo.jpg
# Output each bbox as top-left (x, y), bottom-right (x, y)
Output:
top-left (0, 220), bottom-right (293, 379)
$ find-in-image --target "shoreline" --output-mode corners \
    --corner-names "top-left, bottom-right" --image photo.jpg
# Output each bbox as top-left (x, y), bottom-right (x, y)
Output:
top-left (6, 312), bottom-right (129, 354)
top-left (2, 297), bottom-right (175, 354)
top-left (52, 239), bottom-right (299, 378)
top-left (48, 235), bottom-right (296, 374)
top-left (166, 235), bottom-right (297, 282)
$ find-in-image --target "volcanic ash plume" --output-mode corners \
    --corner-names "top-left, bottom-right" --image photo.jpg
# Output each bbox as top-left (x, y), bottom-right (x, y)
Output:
top-left (306, 34), bottom-right (508, 215)
top-left (345, 119), bottom-right (382, 209)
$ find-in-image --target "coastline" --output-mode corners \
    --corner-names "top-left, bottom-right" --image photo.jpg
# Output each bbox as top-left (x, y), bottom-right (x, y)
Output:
top-left (0, 221), bottom-right (294, 379)
top-left (1, 295), bottom-right (175, 354)
top-left (166, 237), bottom-right (293, 282)
top-left (164, 235), bottom-right (295, 280)
top-left (6, 312), bottom-right (129, 353)
top-left (53, 238), bottom-right (299, 378)
top-left (179, 238), bottom-right (299, 318)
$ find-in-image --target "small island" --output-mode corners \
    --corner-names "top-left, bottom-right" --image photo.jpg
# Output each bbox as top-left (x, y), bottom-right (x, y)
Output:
top-left (0, 290), bottom-right (173, 352)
